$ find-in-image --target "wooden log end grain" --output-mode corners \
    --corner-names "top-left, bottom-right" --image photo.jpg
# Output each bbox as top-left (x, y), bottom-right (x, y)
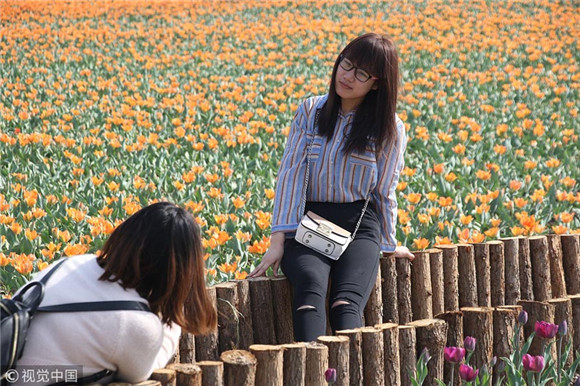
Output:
top-left (196, 361), bottom-right (224, 386)
top-left (407, 319), bottom-right (448, 384)
top-left (281, 343), bottom-right (307, 386)
top-left (304, 342), bottom-right (329, 386)
top-left (434, 310), bottom-right (464, 348)
top-left (149, 369), bottom-right (177, 386)
top-left (220, 350), bottom-right (257, 386)
top-left (335, 329), bottom-right (363, 386)
top-left (360, 327), bottom-right (385, 386)
top-left (317, 336), bottom-right (350, 386)
top-left (461, 307), bottom-right (494, 371)
top-left (375, 323), bottom-right (400, 386)
top-left (167, 364), bottom-right (202, 386)
top-left (249, 344), bottom-right (284, 386)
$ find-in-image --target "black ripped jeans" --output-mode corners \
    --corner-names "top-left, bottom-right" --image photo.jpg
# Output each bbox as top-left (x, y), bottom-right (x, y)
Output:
top-left (280, 200), bottom-right (381, 342)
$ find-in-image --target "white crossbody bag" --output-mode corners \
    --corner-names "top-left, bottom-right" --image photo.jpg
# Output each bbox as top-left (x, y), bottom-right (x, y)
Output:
top-left (294, 109), bottom-right (369, 260)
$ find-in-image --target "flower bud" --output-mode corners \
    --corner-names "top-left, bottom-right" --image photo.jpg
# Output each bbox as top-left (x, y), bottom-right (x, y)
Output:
top-left (325, 368), bottom-right (337, 384)
top-left (535, 321), bottom-right (559, 339)
top-left (558, 320), bottom-right (568, 336)
top-left (464, 336), bottom-right (476, 352)
top-left (459, 364), bottom-right (479, 382)
top-left (518, 310), bottom-right (528, 325)
top-left (522, 354), bottom-right (544, 373)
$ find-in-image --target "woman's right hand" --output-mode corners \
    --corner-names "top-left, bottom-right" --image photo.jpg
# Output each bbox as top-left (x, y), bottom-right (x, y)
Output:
top-left (248, 232), bottom-right (285, 278)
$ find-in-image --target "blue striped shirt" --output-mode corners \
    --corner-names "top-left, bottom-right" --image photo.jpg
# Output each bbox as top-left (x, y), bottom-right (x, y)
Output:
top-left (272, 95), bottom-right (407, 253)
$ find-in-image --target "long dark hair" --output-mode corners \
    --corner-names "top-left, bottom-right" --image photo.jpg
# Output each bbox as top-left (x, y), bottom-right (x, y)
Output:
top-left (318, 33), bottom-right (399, 155)
top-left (97, 202), bottom-right (217, 335)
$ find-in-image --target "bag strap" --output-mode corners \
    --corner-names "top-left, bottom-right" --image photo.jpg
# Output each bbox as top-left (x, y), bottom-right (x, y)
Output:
top-left (39, 258), bottom-right (68, 285)
top-left (38, 300), bottom-right (151, 313)
top-left (301, 107), bottom-right (370, 241)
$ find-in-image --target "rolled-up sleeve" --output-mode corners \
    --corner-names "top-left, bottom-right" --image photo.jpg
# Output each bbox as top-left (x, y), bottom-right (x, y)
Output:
top-left (372, 117), bottom-right (407, 252)
top-left (271, 98), bottom-right (318, 233)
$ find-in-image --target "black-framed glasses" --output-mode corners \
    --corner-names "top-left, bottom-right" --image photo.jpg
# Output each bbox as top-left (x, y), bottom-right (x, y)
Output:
top-left (338, 57), bottom-right (377, 83)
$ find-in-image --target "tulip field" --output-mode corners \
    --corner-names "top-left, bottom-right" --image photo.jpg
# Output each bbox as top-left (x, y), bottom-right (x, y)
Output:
top-left (1, 0), bottom-right (579, 291)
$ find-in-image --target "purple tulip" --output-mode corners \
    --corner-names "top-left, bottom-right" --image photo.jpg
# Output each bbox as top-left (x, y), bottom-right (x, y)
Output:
top-left (464, 336), bottom-right (477, 352)
top-left (444, 347), bottom-right (466, 363)
top-left (325, 368), bottom-right (337, 384)
top-left (518, 310), bottom-right (528, 325)
top-left (535, 321), bottom-right (559, 339)
top-left (522, 354), bottom-right (544, 373)
top-left (459, 364), bottom-right (479, 382)
top-left (558, 320), bottom-right (568, 336)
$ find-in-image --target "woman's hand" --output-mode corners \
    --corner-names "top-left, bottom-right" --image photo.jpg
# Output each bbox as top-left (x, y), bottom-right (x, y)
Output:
top-left (393, 246), bottom-right (415, 261)
top-left (248, 232), bottom-right (286, 278)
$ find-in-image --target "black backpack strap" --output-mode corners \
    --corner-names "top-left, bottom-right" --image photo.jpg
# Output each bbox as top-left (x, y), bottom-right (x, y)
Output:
top-left (38, 301), bottom-right (151, 313)
top-left (39, 258), bottom-right (68, 284)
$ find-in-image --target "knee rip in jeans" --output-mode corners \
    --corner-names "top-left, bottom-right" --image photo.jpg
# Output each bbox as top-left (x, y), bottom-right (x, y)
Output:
top-left (331, 300), bottom-right (350, 308)
top-left (296, 305), bottom-right (316, 311)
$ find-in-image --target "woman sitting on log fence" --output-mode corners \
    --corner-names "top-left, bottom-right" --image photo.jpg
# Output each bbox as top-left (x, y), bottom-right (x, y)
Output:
top-left (249, 33), bottom-right (415, 342)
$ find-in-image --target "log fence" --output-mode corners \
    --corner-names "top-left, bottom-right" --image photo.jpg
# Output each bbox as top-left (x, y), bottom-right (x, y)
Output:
top-left (126, 234), bottom-right (578, 386)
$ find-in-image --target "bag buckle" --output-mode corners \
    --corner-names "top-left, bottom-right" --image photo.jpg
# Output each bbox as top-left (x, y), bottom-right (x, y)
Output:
top-left (316, 223), bottom-right (332, 236)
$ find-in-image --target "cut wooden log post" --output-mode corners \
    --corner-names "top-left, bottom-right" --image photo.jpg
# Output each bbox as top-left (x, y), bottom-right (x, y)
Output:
top-left (457, 244), bottom-right (478, 307)
top-left (216, 282), bottom-right (240, 352)
top-left (461, 307), bottom-right (494, 372)
top-left (500, 237), bottom-right (521, 305)
top-left (270, 277), bottom-right (293, 345)
top-left (281, 343), bottom-right (306, 386)
top-left (398, 325), bottom-right (416, 386)
top-left (375, 323), bottom-right (400, 386)
top-left (548, 297), bottom-right (573, 366)
top-left (361, 327), bottom-right (385, 386)
top-left (304, 342), bottom-right (328, 386)
top-left (318, 336), bottom-right (350, 386)
top-left (489, 241), bottom-right (505, 306)
top-left (407, 319), bottom-right (447, 385)
top-left (220, 350), bottom-right (257, 386)
top-left (429, 248), bottom-right (444, 316)
top-left (547, 234), bottom-right (568, 299)
top-left (180, 332), bottom-right (195, 364)
top-left (529, 236), bottom-right (552, 301)
top-left (518, 237), bottom-right (534, 300)
top-left (411, 250), bottom-right (433, 320)
top-left (150, 369), bottom-right (177, 386)
top-left (438, 244), bottom-right (459, 311)
top-left (196, 286), bottom-right (219, 361)
top-left (497, 305), bottom-right (524, 346)
top-left (435, 311), bottom-right (463, 386)
top-left (234, 279), bottom-right (253, 350)
top-left (492, 307), bottom-right (519, 377)
top-left (336, 329), bottom-right (363, 386)
top-left (396, 257), bottom-right (413, 323)
top-left (380, 253), bottom-right (398, 323)
top-left (167, 364), bottom-right (202, 386)
top-left (473, 243), bottom-right (491, 307)
top-left (197, 361), bottom-right (224, 386)
top-left (248, 277), bottom-right (276, 345)
top-left (570, 294), bottom-right (580, 356)
top-left (364, 266), bottom-right (383, 326)
top-left (517, 300), bottom-right (555, 356)
top-left (249, 344), bottom-right (284, 386)
top-left (561, 234), bottom-right (580, 295)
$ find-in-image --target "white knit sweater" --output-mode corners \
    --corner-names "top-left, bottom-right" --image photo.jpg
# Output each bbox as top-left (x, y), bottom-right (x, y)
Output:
top-left (13, 254), bottom-right (180, 385)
